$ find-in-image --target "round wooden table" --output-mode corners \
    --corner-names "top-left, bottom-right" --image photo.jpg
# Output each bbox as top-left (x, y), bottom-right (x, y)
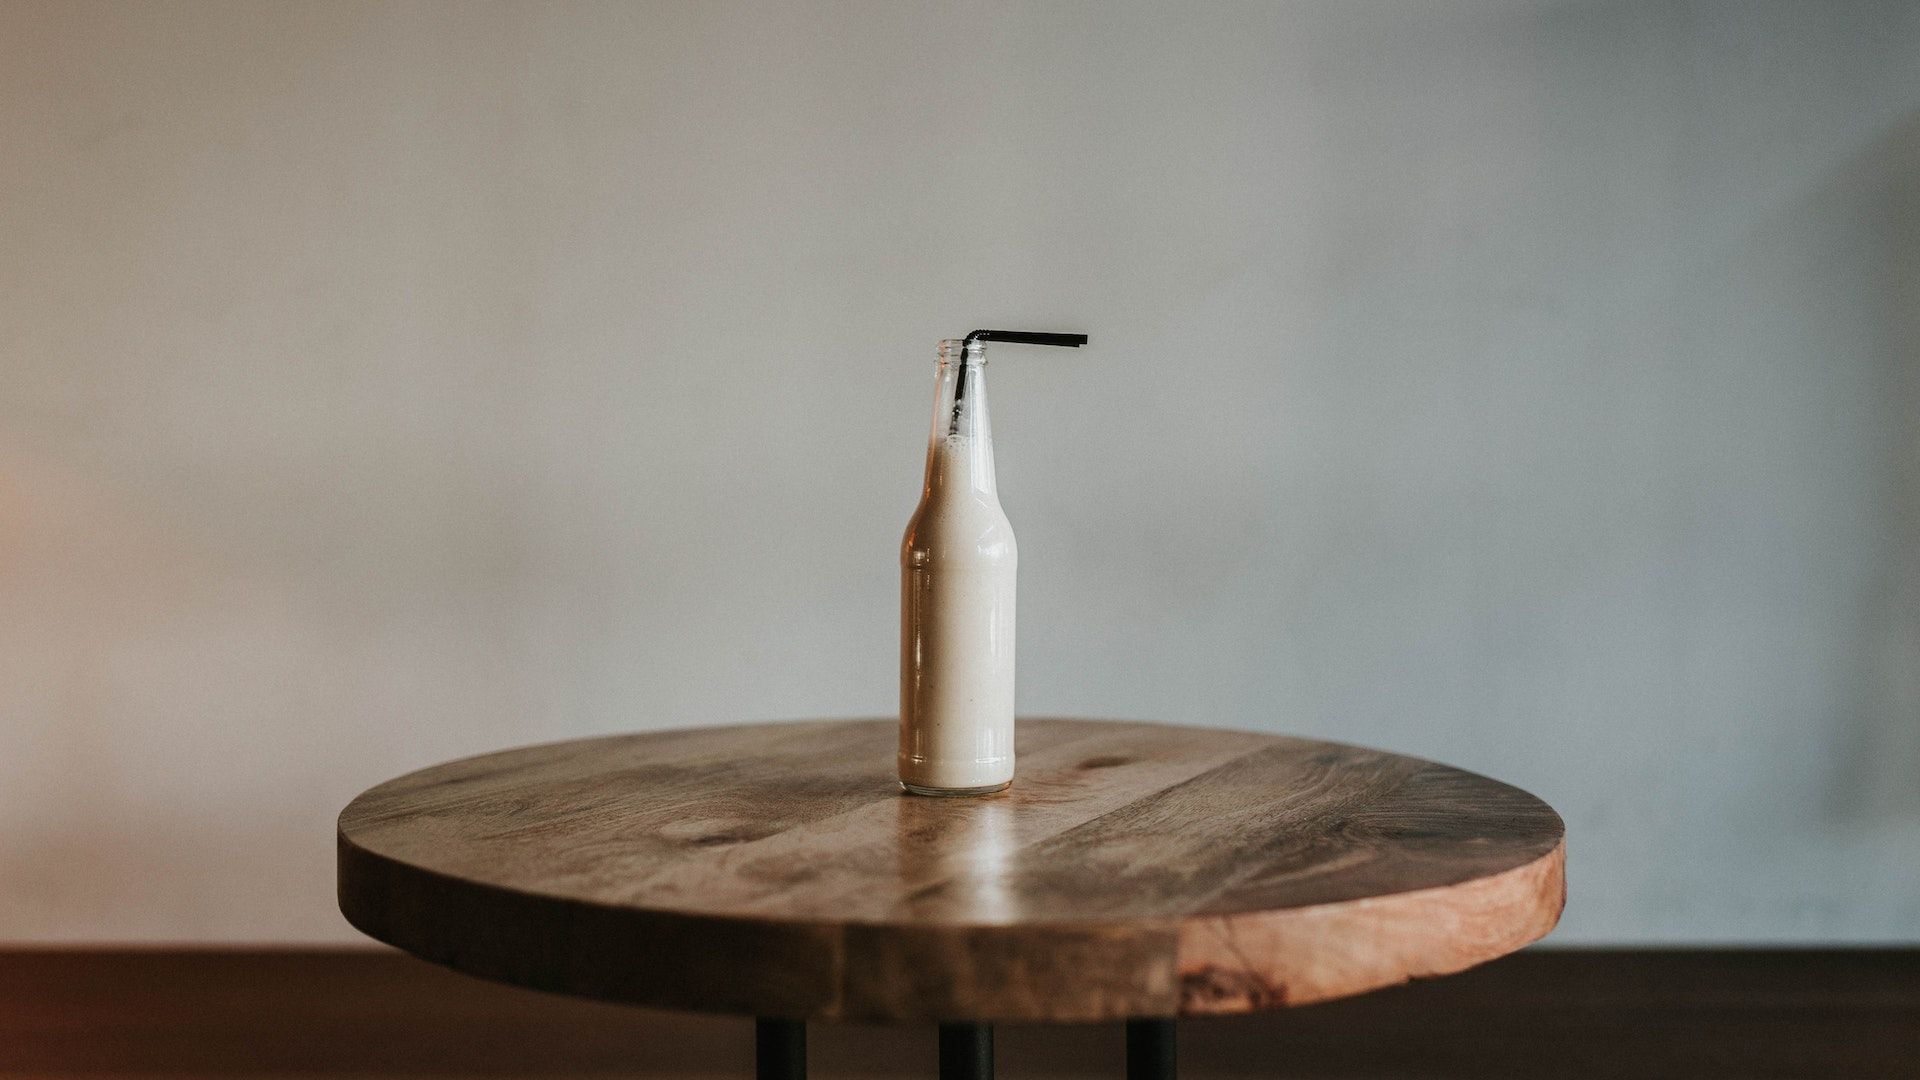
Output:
top-left (338, 718), bottom-right (1565, 1080)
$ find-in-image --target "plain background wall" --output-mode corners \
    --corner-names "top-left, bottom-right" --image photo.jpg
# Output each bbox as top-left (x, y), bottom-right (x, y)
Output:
top-left (3, 0), bottom-right (1918, 944)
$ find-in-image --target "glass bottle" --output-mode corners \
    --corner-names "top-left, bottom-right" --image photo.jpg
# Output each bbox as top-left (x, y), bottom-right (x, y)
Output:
top-left (899, 338), bottom-right (1018, 795)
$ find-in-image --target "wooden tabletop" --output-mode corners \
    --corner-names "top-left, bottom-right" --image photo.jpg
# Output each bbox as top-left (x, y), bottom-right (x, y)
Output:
top-left (338, 718), bottom-right (1564, 1024)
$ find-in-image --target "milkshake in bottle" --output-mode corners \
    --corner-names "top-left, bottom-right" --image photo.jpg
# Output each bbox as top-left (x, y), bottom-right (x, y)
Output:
top-left (899, 331), bottom-right (1086, 795)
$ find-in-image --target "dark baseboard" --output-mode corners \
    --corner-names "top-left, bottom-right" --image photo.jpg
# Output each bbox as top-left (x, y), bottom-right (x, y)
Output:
top-left (1, 948), bottom-right (1915, 1078)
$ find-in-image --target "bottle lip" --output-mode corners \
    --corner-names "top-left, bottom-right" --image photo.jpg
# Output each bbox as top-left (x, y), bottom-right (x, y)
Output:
top-left (937, 338), bottom-right (987, 361)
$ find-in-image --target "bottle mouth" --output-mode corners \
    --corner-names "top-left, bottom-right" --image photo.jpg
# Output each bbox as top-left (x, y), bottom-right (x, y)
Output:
top-left (938, 338), bottom-right (987, 363)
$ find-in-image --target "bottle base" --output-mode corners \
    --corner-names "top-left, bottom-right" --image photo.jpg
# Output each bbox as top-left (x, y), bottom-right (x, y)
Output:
top-left (900, 780), bottom-right (1012, 798)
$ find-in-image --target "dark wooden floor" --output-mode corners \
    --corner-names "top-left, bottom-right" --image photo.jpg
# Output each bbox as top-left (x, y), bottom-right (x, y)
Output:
top-left (0, 949), bottom-right (1914, 1079)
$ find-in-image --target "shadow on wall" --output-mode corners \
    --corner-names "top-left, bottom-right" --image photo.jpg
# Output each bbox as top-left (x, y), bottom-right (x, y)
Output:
top-left (1671, 106), bottom-right (1920, 831)
top-left (1824, 109), bottom-right (1920, 825)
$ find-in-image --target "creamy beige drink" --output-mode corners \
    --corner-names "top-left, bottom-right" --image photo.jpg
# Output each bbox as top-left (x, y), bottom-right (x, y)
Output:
top-left (900, 340), bottom-right (1018, 794)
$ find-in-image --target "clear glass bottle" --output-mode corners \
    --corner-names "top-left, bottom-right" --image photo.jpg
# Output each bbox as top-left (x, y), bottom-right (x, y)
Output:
top-left (899, 338), bottom-right (1018, 795)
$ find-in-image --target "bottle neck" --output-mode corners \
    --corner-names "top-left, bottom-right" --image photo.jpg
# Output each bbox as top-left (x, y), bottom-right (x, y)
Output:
top-left (923, 340), bottom-right (997, 496)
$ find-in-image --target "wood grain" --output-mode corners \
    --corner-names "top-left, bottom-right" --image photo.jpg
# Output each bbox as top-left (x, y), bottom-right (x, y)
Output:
top-left (337, 718), bottom-right (1565, 1023)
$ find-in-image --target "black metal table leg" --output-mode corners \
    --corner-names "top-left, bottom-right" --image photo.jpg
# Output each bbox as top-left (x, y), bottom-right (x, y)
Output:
top-left (756, 1018), bottom-right (806, 1080)
top-left (938, 1022), bottom-right (994, 1080)
top-left (1126, 1018), bottom-right (1176, 1080)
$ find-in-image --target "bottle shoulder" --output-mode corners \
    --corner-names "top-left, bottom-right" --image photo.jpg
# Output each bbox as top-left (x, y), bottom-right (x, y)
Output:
top-left (902, 492), bottom-right (1017, 565)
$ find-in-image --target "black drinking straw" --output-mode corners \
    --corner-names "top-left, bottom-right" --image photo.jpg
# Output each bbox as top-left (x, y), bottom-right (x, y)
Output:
top-left (948, 329), bottom-right (1089, 435)
top-left (963, 330), bottom-right (1091, 348)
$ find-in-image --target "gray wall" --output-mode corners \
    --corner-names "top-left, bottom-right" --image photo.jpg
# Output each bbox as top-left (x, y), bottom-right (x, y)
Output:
top-left (3, 0), bottom-right (1917, 943)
